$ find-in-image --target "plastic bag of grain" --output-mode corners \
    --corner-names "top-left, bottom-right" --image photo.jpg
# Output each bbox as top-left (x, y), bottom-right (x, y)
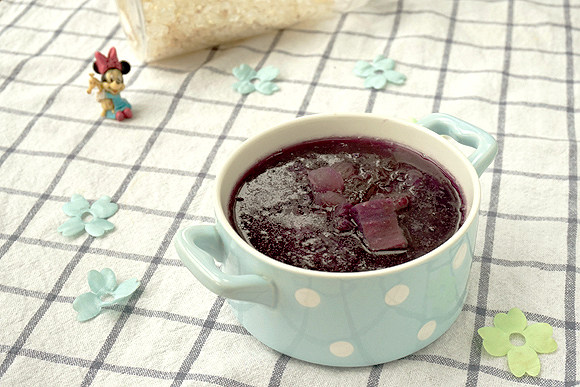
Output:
top-left (115, 0), bottom-right (368, 61)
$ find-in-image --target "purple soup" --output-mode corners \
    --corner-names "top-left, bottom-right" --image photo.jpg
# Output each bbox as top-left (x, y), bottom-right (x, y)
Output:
top-left (229, 137), bottom-right (465, 272)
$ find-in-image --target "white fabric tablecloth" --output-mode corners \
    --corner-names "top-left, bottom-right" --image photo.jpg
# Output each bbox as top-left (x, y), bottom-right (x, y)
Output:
top-left (0, 0), bottom-right (578, 385)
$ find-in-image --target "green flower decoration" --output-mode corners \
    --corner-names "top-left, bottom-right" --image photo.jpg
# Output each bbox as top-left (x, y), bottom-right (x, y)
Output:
top-left (478, 308), bottom-right (557, 377)
top-left (354, 55), bottom-right (406, 90)
top-left (57, 194), bottom-right (118, 237)
top-left (232, 64), bottom-right (280, 95)
top-left (73, 268), bottom-right (140, 322)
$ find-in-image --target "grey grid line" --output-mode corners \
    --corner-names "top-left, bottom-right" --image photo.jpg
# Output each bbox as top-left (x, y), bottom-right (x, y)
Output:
top-left (0, 146), bottom-right (217, 180)
top-left (0, 185), bottom-right (214, 223)
top-left (4, 74), bottom-right (578, 124)
top-left (0, 232), bottom-right (188, 268)
top-left (471, 254), bottom-right (580, 275)
top-left (0, 301), bottom-right (576, 385)
top-left (0, 345), bottom-right (257, 386)
top-left (0, 122), bottom-right (102, 376)
top-left (171, 30), bottom-right (289, 386)
top-left (2, 81), bottom-right (578, 142)
top-left (79, 47), bottom-right (219, 385)
top-left (1, 248), bottom-right (96, 375)
top-left (0, 0), bottom-right (91, 94)
top-left (334, 30), bottom-right (580, 58)
top-left (346, 5), bottom-right (580, 32)
top-left (0, 334), bottom-right (573, 387)
top-left (3, 225), bottom-right (577, 307)
top-left (208, 66), bottom-right (580, 114)
top-left (498, 131), bottom-right (580, 143)
top-left (465, 0), bottom-right (514, 385)
top-left (3, 276), bottom-right (578, 356)
top-left (0, 0), bottom-right (37, 37)
top-left (0, 1), bottom-right (576, 384)
top-left (432, 0), bottom-right (459, 113)
top-left (0, 0), bottom-right (97, 170)
top-left (5, 43), bottom-right (580, 87)
top-left (211, 47), bottom-right (580, 86)
top-left (0, 25), bottom-right (147, 378)
top-left (267, 355), bottom-right (291, 387)
top-left (2, 0), bottom-right (117, 16)
top-left (0, 283), bottom-right (75, 303)
top-left (406, 354), bottom-right (568, 387)
top-left (296, 12), bottom-right (348, 118)
top-left (0, 232), bottom-right (164, 262)
top-left (3, 277), bottom-right (579, 351)
top-left (562, 0), bottom-right (578, 384)
top-left (365, 0), bottom-right (403, 113)
top-left (0, 104), bottom-right (249, 142)
top-left (488, 168), bottom-right (580, 181)
top-left (514, 0), bottom-right (580, 8)
top-left (0, 282), bottom-right (248, 335)
top-left (461, 303), bottom-right (580, 331)
top-left (480, 210), bottom-right (577, 223)
top-left (267, 16), bottom-right (351, 381)
top-left (171, 297), bottom-right (226, 386)
top-left (6, 15), bottom-right (580, 59)
top-left (0, 22), bottom-right (123, 40)
top-left (366, 363), bottom-right (383, 387)
top-left (353, 0), bottom-right (580, 11)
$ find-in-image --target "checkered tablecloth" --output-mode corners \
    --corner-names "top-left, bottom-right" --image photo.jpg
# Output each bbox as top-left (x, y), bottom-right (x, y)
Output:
top-left (1, 0), bottom-right (579, 385)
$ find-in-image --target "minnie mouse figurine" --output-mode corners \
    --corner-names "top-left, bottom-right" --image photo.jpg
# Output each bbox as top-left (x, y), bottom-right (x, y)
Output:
top-left (87, 47), bottom-right (133, 121)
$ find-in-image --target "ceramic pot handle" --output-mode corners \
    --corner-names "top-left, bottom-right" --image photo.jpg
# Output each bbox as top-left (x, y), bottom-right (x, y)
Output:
top-left (418, 113), bottom-right (498, 176)
top-left (175, 225), bottom-right (276, 307)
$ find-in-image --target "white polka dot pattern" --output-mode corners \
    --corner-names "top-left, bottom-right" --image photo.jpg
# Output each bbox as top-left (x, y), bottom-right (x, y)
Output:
top-left (384, 284), bottom-right (410, 306)
top-left (452, 242), bottom-right (468, 269)
top-left (329, 341), bottom-right (354, 357)
top-left (417, 320), bottom-right (437, 341)
top-left (294, 288), bottom-right (321, 308)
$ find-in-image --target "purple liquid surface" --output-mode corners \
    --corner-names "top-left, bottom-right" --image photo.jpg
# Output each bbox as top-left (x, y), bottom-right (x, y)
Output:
top-left (229, 137), bottom-right (464, 272)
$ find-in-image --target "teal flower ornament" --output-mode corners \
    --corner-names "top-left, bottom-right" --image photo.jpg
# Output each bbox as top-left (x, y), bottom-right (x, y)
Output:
top-left (354, 55), bottom-right (406, 90)
top-left (73, 268), bottom-right (140, 321)
top-left (232, 64), bottom-right (280, 95)
top-left (478, 308), bottom-right (557, 377)
top-left (57, 194), bottom-right (118, 237)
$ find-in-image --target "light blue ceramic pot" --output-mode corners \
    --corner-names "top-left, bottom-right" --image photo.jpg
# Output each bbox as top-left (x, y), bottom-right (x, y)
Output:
top-left (175, 113), bottom-right (497, 367)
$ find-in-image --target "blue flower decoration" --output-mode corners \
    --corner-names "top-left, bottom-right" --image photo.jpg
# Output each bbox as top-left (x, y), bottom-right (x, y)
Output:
top-left (354, 55), bottom-right (406, 90)
top-left (73, 268), bottom-right (140, 322)
top-left (232, 64), bottom-right (280, 95)
top-left (57, 194), bottom-right (118, 237)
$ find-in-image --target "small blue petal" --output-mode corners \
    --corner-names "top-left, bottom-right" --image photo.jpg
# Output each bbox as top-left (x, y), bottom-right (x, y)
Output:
top-left (73, 292), bottom-right (102, 322)
top-left (364, 73), bottom-right (388, 89)
top-left (85, 218), bottom-right (114, 237)
top-left (233, 80), bottom-right (256, 95)
top-left (385, 70), bottom-right (407, 85)
top-left (375, 58), bottom-right (395, 71)
top-left (232, 64), bottom-right (256, 81)
top-left (111, 278), bottom-right (140, 301)
top-left (88, 269), bottom-right (117, 296)
top-left (90, 196), bottom-right (118, 219)
top-left (354, 61), bottom-right (374, 78)
top-left (256, 66), bottom-right (279, 82)
top-left (62, 194), bottom-right (90, 217)
top-left (57, 217), bottom-right (86, 237)
top-left (254, 81), bottom-right (280, 95)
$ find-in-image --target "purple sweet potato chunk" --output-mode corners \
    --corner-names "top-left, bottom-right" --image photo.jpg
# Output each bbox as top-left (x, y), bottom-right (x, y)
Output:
top-left (335, 217), bottom-right (355, 231)
top-left (334, 202), bottom-right (353, 217)
top-left (314, 191), bottom-right (347, 206)
top-left (332, 161), bottom-right (356, 179)
top-left (351, 199), bottom-right (408, 251)
top-left (333, 202), bottom-right (355, 231)
top-left (308, 167), bottom-right (344, 193)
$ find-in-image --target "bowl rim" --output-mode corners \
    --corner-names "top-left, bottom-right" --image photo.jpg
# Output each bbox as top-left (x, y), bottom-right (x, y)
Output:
top-left (214, 112), bottom-right (481, 278)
